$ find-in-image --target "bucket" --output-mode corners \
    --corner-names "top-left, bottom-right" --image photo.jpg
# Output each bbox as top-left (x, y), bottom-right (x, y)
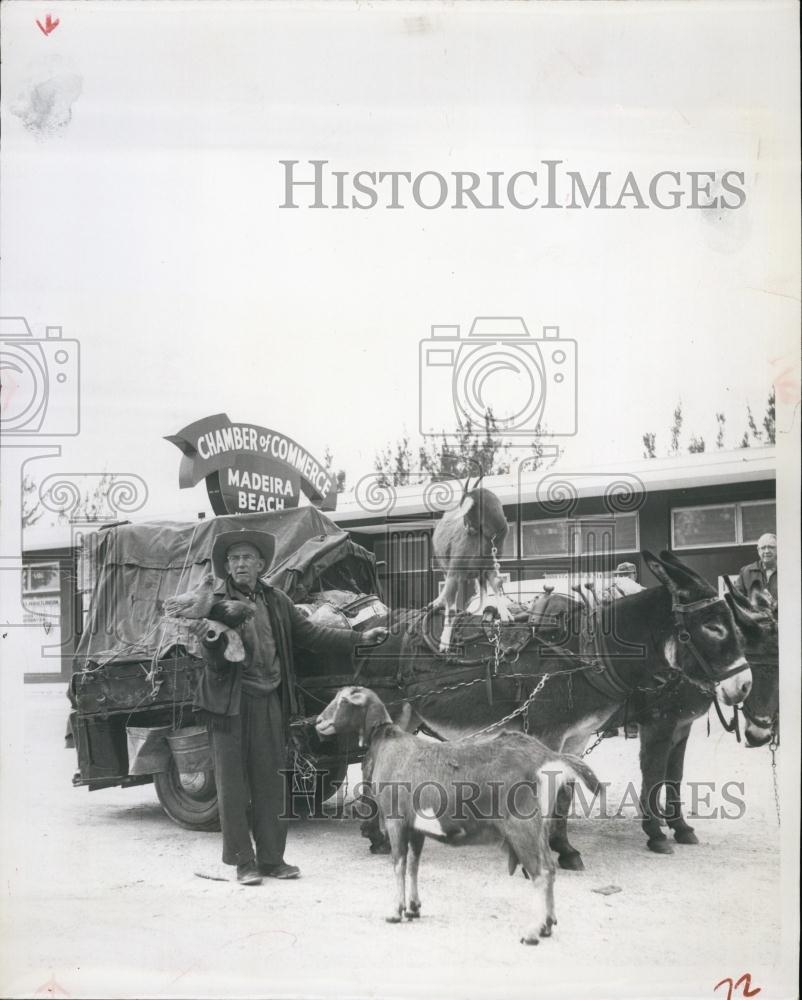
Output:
top-left (167, 726), bottom-right (213, 774)
top-left (126, 725), bottom-right (172, 776)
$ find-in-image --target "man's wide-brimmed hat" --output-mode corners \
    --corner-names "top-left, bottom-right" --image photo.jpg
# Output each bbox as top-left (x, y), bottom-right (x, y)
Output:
top-left (211, 528), bottom-right (276, 580)
top-left (614, 562), bottom-right (637, 576)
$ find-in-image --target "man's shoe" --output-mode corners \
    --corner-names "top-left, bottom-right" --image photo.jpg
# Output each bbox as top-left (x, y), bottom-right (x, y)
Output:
top-left (259, 861), bottom-right (301, 880)
top-left (236, 863), bottom-right (263, 885)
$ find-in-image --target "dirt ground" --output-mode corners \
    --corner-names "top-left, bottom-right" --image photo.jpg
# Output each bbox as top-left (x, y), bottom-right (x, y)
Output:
top-left (0, 684), bottom-right (794, 1000)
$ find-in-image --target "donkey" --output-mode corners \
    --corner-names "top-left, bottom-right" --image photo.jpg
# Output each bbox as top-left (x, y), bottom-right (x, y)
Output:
top-left (430, 475), bottom-right (511, 651)
top-left (610, 579), bottom-right (778, 853)
top-left (355, 550), bottom-right (752, 871)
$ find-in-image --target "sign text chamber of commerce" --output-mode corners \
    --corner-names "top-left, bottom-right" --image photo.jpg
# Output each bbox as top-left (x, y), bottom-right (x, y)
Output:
top-left (166, 413), bottom-right (337, 515)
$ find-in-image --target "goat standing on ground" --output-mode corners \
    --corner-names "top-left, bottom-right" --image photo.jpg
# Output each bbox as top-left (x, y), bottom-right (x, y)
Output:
top-left (315, 686), bottom-right (600, 945)
top-left (430, 476), bottom-right (512, 650)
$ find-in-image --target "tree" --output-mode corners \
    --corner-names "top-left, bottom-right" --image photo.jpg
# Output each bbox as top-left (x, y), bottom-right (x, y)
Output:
top-left (56, 473), bottom-right (117, 523)
top-left (669, 403), bottom-right (683, 455)
top-left (22, 475), bottom-right (45, 528)
top-left (763, 388), bottom-right (776, 444)
top-left (642, 390), bottom-right (775, 458)
top-left (22, 473), bottom-right (126, 529)
top-left (739, 388), bottom-right (776, 448)
top-left (715, 413), bottom-right (726, 450)
top-left (374, 410), bottom-right (552, 488)
top-left (323, 447), bottom-right (347, 494)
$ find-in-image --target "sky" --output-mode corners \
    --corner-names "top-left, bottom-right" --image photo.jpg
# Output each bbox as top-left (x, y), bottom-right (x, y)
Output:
top-left (1, 0), bottom-right (800, 524)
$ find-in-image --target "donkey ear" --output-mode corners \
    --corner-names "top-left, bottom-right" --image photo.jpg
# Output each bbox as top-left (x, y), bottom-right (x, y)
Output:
top-left (655, 549), bottom-right (715, 596)
top-left (724, 592), bottom-right (758, 633)
top-left (642, 551), bottom-right (675, 591)
top-left (658, 549), bottom-right (711, 585)
top-left (750, 588), bottom-right (774, 612)
top-left (723, 575), bottom-right (751, 608)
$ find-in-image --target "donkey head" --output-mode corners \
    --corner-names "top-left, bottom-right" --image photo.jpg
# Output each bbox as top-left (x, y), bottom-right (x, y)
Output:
top-left (724, 579), bottom-right (779, 746)
top-left (459, 475), bottom-right (509, 556)
top-left (643, 550), bottom-right (751, 706)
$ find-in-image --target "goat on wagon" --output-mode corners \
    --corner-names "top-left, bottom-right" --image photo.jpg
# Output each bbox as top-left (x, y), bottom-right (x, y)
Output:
top-left (315, 686), bottom-right (600, 945)
top-left (430, 475), bottom-right (512, 651)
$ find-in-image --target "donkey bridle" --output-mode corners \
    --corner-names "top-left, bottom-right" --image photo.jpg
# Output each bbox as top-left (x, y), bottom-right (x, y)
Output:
top-left (672, 596), bottom-right (751, 683)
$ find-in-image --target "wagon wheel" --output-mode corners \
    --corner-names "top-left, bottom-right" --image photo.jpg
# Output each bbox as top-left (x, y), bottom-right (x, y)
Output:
top-left (154, 759), bottom-right (220, 832)
top-left (154, 737), bottom-right (350, 826)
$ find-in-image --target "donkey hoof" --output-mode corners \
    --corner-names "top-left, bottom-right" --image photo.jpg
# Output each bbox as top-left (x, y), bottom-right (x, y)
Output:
top-left (405, 903), bottom-right (421, 919)
top-left (385, 913), bottom-right (403, 924)
top-left (647, 837), bottom-right (674, 855)
top-left (672, 827), bottom-right (699, 845)
top-left (558, 851), bottom-right (584, 871)
top-left (370, 841), bottom-right (392, 855)
top-left (539, 923), bottom-right (552, 938)
top-left (520, 934), bottom-right (540, 946)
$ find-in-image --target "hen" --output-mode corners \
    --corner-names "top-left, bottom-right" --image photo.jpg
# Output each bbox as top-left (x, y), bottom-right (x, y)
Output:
top-left (163, 573), bottom-right (216, 619)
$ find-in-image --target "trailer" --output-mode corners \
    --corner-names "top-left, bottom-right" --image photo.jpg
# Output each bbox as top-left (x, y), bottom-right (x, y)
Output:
top-left (68, 507), bottom-right (387, 830)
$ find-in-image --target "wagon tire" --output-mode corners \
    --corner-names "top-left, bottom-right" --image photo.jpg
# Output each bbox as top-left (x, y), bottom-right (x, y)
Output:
top-left (154, 759), bottom-right (220, 831)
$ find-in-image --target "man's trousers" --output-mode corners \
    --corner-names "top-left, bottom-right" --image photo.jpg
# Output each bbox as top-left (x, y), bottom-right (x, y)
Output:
top-left (207, 688), bottom-right (288, 867)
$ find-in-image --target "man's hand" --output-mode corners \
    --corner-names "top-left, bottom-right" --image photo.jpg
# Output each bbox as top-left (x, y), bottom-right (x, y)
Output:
top-left (360, 626), bottom-right (388, 645)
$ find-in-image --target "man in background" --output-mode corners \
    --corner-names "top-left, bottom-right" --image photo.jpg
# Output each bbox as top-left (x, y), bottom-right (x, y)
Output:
top-left (737, 533), bottom-right (778, 603)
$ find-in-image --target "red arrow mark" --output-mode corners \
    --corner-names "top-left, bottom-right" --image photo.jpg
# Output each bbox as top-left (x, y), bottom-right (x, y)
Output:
top-left (36, 14), bottom-right (60, 36)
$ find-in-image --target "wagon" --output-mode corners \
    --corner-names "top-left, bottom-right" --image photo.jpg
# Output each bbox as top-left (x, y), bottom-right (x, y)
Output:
top-left (67, 507), bottom-right (387, 831)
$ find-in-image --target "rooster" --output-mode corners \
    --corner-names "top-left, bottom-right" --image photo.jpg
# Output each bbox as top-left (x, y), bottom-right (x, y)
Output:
top-left (164, 573), bottom-right (216, 619)
top-left (163, 573), bottom-right (254, 665)
top-left (164, 573), bottom-right (255, 626)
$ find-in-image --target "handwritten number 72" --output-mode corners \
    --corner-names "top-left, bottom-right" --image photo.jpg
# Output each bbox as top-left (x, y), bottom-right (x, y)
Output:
top-left (714, 973), bottom-right (761, 1000)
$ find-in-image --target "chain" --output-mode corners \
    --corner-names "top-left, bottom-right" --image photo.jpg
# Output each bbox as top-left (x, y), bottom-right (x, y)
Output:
top-left (768, 729), bottom-right (781, 826)
top-left (582, 730), bottom-right (606, 758)
top-left (490, 540), bottom-right (502, 584)
top-left (463, 673), bottom-right (551, 740)
top-left (492, 618), bottom-right (502, 677)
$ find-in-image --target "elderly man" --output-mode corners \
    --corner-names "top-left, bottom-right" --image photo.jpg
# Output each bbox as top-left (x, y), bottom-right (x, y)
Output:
top-left (194, 527), bottom-right (387, 885)
top-left (737, 532), bottom-right (778, 602)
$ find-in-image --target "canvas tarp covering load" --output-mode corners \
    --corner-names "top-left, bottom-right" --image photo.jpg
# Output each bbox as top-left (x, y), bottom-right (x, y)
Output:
top-left (74, 507), bottom-right (379, 668)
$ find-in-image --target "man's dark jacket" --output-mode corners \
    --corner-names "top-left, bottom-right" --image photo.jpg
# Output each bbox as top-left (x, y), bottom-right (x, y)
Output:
top-left (737, 561), bottom-right (778, 600)
top-left (193, 578), bottom-right (360, 731)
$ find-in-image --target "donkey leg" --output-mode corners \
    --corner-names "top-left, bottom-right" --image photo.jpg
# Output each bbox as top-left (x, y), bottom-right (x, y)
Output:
top-left (506, 818), bottom-right (553, 944)
top-left (405, 830), bottom-right (424, 919)
top-left (548, 780), bottom-right (584, 871)
top-left (638, 719), bottom-right (675, 854)
top-left (665, 721), bottom-right (699, 844)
